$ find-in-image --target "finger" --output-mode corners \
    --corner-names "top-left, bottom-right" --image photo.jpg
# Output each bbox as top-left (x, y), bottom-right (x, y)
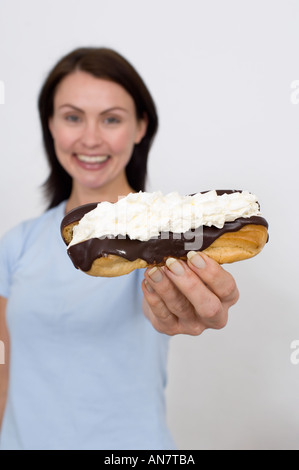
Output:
top-left (186, 252), bottom-right (239, 304)
top-left (144, 266), bottom-right (195, 320)
top-left (141, 281), bottom-right (179, 334)
top-left (142, 279), bottom-right (171, 320)
top-left (142, 281), bottom-right (206, 336)
top-left (163, 258), bottom-right (227, 327)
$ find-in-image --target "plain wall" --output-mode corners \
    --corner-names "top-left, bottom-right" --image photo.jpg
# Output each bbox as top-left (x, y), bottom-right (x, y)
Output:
top-left (0, 0), bottom-right (299, 450)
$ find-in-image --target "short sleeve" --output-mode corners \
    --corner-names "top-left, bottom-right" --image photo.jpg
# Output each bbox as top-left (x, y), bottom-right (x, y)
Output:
top-left (0, 223), bottom-right (26, 298)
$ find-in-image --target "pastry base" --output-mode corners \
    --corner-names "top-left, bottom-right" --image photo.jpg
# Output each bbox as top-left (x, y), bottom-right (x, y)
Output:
top-left (63, 223), bottom-right (268, 277)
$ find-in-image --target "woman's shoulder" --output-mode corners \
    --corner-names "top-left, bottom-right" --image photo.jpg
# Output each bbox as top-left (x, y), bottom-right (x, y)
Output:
top-left (0, 202), bottom-right (66, 298)
top-left (0, 202), bottom-right (66, 248)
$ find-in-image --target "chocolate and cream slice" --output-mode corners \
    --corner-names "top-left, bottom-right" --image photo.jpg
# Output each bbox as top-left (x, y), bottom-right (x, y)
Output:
top-left (61, 190), bottom-right (269, 273)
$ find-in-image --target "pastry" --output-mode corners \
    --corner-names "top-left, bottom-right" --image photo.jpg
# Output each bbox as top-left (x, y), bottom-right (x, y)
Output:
top-left (61, 190), bottom-right (269, 277)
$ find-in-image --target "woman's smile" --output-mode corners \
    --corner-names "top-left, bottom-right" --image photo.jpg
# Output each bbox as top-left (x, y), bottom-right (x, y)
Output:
top-left (72, 153), bottom-right (111, 171)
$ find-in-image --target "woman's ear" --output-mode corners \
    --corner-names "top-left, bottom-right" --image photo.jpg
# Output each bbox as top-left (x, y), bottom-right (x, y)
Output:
top-left (135, 113), bottom-right (148, 144)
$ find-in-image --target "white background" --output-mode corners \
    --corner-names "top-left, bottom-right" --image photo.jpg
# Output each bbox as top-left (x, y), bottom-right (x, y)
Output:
top-left (1, 0), bottom-right (299, 450)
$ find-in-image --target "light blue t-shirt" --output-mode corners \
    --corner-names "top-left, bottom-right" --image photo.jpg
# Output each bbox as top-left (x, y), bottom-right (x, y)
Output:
top-left (0, 202), bottom-right (175, 450)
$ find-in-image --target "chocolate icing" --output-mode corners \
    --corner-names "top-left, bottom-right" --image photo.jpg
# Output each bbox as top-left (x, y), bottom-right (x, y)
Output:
top-left (61, 190), bottom-right (269, 272)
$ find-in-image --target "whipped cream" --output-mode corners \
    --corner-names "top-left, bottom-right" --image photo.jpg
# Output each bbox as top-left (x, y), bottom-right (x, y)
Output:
top-left (69, 190), bottom-right (261, 246)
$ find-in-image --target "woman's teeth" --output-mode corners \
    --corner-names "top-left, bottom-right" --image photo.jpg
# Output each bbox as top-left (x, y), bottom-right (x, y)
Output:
top-left (77, 155), bottom-right (110, 163)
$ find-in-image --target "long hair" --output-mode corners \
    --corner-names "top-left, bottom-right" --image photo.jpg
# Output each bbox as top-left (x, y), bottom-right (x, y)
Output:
top-left (38, 47), bottom-right (158, 209)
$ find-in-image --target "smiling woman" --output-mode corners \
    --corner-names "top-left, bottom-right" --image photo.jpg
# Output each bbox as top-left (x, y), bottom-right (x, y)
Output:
top-left (38, 47), bottom-right (158, 209)
top-left (48, 72), bottom-right (148, 211)
top-left (0, 46), bottom-right (240, 451)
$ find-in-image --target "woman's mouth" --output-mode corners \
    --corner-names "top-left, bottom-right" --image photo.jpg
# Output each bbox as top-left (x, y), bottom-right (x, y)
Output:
top-left (77, 154), bottom-right (110, 163)
top-left (73, 153), bottom-right (111, 170)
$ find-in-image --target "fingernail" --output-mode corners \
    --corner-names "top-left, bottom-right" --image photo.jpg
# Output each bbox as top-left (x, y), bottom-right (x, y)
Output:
top-left (144, 280), bottom-right (155, 293)
top-left (187, 251), bottom-right (206, 269)
top-left (166, 258), bottom-right (185, 276)
top-left (148, 266), bottom-right (163, 283)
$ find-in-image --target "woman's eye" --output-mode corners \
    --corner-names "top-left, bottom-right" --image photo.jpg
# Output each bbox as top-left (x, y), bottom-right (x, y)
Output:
top-left (104, 116), bottom-right (121, 125)
top-left (65, 115), bottom-right (80, 123)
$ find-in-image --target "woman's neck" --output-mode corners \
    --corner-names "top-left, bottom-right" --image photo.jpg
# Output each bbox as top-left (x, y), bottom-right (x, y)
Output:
top-left (65, 180), bottom-right (134, 213)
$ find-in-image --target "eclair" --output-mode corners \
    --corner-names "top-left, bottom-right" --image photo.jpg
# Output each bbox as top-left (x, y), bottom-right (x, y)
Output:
top-left (61, 190), bottom-right (269, 277)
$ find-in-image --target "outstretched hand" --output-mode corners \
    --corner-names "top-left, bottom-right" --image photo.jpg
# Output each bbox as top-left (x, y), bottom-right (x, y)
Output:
top-left (141, 251), bottom-right (239, 336)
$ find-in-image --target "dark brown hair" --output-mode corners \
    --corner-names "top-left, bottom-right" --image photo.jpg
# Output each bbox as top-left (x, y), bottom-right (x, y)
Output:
top-left (38, 47), bottom-right (158, 209)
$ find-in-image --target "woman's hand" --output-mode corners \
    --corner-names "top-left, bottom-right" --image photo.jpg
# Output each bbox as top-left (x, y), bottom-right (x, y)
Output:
top-left (141, 251), bottom-right (239, 336)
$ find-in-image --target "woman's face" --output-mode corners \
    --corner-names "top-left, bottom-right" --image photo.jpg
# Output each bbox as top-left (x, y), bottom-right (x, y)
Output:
top-left (49, 71), bottom-right (147, 196)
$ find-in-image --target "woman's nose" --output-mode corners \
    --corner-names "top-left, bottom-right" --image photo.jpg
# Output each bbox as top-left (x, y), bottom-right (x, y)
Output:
top-left (81, 121), bottom-right (103, 148)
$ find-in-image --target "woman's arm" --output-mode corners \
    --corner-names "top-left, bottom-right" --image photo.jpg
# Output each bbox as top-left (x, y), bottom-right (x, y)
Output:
top-left (0, 296), bottom-right (9, 430)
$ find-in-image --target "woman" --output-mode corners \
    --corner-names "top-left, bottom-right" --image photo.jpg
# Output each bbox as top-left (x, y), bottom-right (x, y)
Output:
top-left (0, 47), bottom-right (239, 450)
